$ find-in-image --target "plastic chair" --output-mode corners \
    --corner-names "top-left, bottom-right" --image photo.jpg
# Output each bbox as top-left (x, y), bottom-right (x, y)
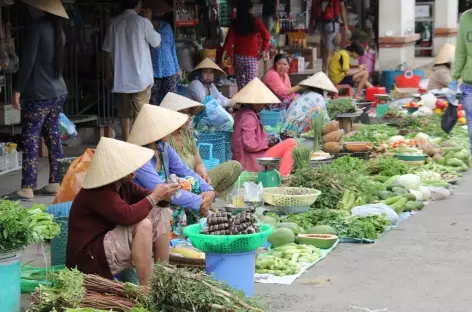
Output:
top-left (198, 143), bottom-right (220, 170)
top-left (333, 84), bottom-right (353, 98)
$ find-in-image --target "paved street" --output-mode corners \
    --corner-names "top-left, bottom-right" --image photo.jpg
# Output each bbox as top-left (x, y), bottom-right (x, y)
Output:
top-left (2, 159), bottom-right (471, 312)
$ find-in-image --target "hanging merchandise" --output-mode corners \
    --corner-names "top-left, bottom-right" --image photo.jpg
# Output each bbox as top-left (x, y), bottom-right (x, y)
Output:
top-left (0, 22), bottom-right (19, 74)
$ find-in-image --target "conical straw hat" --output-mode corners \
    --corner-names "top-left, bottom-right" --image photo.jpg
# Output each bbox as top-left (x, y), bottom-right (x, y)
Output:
top-left (128, 104), bottom-right (188, 147)
top-left (21, 0), bottom-right (69, 19)
top-left (435, 44), bottom-right (455, 64)
top-left (82, 138), bottom-right (154, 189)
top-left (142, 0), bottom-right (173, 14)
top-left (192, 58), bottom-right (226, 76)
top-left (299, 72), bottom-right (338, 93)
top-left (232, 78), bottom-right (281, 104)
top-left (160, 92), bottom-right (205, 115)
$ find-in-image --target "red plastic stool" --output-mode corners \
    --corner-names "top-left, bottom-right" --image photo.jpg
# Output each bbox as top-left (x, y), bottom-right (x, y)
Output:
top-left (333, 84), bottom-right (353, 98)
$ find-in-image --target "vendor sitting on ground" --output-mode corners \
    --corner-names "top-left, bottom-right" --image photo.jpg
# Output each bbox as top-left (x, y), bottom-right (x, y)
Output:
top-left (187, 58), bottom-right (233, 109)
top-left (129, 104), bottom-right (216, 238)
top-left (427, 44), bottom-right (455, 91)
top-left (262, 53), bottom-right (302, 108)
top-left (66, 137), bottom-right (180, 285)
top-left (328, 41), bottom-right (373, 99)
top-left (161, 92), bottom-right (243, 197)
top-left (280, 72), bottom-right (338, 139)
top-left (231, 78), bottom-right (298, 176)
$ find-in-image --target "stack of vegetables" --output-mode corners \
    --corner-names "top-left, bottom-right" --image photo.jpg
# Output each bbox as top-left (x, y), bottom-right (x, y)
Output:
top-left (0, 200), bottom-right (61, 252)
top-left (200, 211), bottom-right (260, 235)
top-left (28, 264), bottom-right (265, 312)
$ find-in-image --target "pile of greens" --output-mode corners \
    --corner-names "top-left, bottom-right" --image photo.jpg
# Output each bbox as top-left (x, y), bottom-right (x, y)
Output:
top-left (344, 124), bottom-right (399, 145)
top-left (366, 156), bottom-right (410, 177)
top-left (284, 209), bottom-right (390, 240)
top-left (326, 98), bottom-right (355, 119)
top-left (0, 200), bottom-right (61, 251)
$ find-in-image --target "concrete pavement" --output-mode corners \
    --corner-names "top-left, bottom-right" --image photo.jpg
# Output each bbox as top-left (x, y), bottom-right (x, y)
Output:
top-left (3, 159), bottom-right (471, 312)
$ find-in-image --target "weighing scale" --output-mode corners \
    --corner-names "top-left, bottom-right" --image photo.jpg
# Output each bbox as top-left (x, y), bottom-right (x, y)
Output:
top-left (336, 111), bottom-right (362, 134)
top-left (256, 157), bottom-right (281, 187)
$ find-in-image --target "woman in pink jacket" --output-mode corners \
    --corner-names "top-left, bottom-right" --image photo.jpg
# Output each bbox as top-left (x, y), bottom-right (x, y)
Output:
top-left (262, 54), bottom-right (302, 108)
top-left (231, 78), bottom-right (298, 176)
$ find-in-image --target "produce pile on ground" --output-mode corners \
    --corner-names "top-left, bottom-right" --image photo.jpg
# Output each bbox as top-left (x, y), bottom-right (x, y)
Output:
top-left (280, 116), bottom-right (471, 242)
top-left (28, 264), bottom-right (265, 312)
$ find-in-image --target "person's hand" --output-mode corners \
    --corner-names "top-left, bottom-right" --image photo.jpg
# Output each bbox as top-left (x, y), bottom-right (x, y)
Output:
top-left (202, 172), bottom-right (212, 185)
top-left (201, 191), bottom-right (215, 208)
top-left (143, 8), bottom-right (153, 20)
top-left (150, 183), bottom-right (181, 202)
top-left (359, 64), bottom-right (366, 70)
top-left (268, 136), bottom-right (280, 147)
top-left (12, 92), bottom-right (20, 110)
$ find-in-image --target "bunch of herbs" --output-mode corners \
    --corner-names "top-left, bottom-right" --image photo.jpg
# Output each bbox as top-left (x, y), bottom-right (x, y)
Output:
top-left (0, 199), bottom-right (33, 251)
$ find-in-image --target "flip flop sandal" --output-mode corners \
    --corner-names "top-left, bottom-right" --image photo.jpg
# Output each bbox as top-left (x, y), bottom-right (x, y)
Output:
top-left (34, 187), bottom-right (57, 196)
top-left (5, 192), bottom-right (33, 202)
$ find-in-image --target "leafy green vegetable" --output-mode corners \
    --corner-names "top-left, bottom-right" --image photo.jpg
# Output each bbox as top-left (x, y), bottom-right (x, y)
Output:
top-left (344, 124), bottom-right (399, 145)
top-left (326, 98), bottom-right (355, 118)
top-left (366, 156), bottom-right (409, 177)
top-left (292, 146), bottom-right (311, 170)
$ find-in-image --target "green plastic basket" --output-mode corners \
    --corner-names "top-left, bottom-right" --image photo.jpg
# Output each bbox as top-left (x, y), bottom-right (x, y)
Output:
top-left (51, 217), bottom-right (69, 266)
top-left (183, 224), bottom-right (273, 254)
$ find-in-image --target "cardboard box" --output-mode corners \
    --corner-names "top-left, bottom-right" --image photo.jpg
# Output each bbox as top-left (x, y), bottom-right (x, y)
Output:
top-left (0, 104), bottom-right (20, 125)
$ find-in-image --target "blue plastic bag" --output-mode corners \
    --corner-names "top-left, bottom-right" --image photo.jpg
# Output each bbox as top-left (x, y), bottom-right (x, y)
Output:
top-left (59, 113), bottom-right (77, 138)
top-left (193, 96), bottom-right (234, 132)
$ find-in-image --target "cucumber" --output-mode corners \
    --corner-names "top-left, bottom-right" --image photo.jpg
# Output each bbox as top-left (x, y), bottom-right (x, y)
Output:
top-left (404, 201), bottom-right (417, 212)
top-left (382, 196), bottom-right (403, 205)
top-left (392, 187), bottom-right (408, 195)
top-left (403, 193), bottom-right (417, 201)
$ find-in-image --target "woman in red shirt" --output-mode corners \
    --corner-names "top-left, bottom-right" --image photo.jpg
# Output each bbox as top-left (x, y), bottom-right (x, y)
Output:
top-left (222, 0), bottom-right (270, 90)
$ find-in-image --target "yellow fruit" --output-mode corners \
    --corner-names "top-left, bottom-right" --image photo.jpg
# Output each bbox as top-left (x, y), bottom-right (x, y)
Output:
top-left (322, 121), bottom-right (339, 135)
top-left (170, 247), bottom-right (204, 259)
top-left (433, 108), bottom-right (443, 115)
top-left (458, 117), bottom-right (467, 125)
top-left (322, 142), bottom-right (342, 153)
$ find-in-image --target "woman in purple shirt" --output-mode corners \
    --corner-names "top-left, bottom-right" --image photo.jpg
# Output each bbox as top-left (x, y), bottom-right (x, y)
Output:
top-left (128, 104), bottom-right (215, 238)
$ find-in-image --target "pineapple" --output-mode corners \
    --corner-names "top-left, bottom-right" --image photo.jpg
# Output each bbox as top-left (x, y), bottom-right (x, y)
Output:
top-left (322, 142), bottom-right (342, 154)
top-left (322, 120), bottom-right (339, 135)
top-left (323, 129), bottom-right (343, 143)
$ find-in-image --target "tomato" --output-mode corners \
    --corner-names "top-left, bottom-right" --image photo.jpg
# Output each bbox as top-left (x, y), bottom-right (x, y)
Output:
top-left (436, 99), bottom-right (446, 109)
top-left (458, 117), bottom-right (467, 125)
top-left (458, 110), bottom-right (465, 119)
top-left (458, 104), bottom-right (464, 111)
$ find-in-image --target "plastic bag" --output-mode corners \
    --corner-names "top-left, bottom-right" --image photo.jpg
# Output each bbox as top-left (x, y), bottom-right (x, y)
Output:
top-left (243, 182), bottom-right (264, 211)
top-left (170, 241), bottom-right (205, 259)
top-left (21, 265), bottom-right (65, 294)
top-left (427, 186), bottom-right (451, 201)
top-left (441, 102), bottom-right (458, 133)
top-left (59, 113), bottom-right (78, 138)
top-left (194, 96), bottom-right (234, 132)
top-left (273, 20), bottom-right (280, 34)
top-left (54, 149), bottom-right (95, 204)
top-left (351, 203), bottom-right (400, 224)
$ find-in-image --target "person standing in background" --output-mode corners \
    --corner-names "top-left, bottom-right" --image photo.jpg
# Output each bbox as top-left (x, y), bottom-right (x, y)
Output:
top-left (103, 0), bottom-right (161, 141)
top-left (9, 0), bottom-right (69, 201)
top-left (451, 9), bottom-right (472, 150)
top-left (143, 1), bottom-right (180, 105)
top-left (261, 0), bottom-right (279, 33)
top-left (222, 0), bottom-right (270, 90)
top-left (310, 0), bottom-right (349, 73)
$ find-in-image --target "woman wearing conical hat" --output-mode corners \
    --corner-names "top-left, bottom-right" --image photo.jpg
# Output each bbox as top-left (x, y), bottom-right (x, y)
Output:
top-left (280, 72), bottom-right (338, 139)
top-left (7, 0), bottom-right (69, 201)
top-left (187, 58), bottom-right (233, 109)
top-left (66, 137), bottom-right (181, 285)
top-left (128, 104), bottom-right (216, 238)
top-left (161, 92), bottom-right (242, 196)
top-left (427, 44), bottom-right (455, 91)
top-left (231, 78), bottom-right (299, 176)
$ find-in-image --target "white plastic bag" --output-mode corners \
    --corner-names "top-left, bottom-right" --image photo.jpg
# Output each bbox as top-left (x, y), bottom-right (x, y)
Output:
top-left (427, 186), bottom-right (451, 201)
top-left (351, 203), bottom-right (400, 224)
top-left (421, 93), bottom-right (438, 110)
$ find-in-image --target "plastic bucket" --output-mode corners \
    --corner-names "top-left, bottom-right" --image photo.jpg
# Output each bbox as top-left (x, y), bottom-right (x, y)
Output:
top-left (0, 249), bottom-right (22, 312)
top-left (205, 251), bottom-right (256, 296)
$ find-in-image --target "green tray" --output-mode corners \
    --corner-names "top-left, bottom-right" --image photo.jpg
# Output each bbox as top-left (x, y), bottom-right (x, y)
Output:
top-left (184, 224), bottom-right (273, 254)
top-left (395, 153), bottom-right (426, 161)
